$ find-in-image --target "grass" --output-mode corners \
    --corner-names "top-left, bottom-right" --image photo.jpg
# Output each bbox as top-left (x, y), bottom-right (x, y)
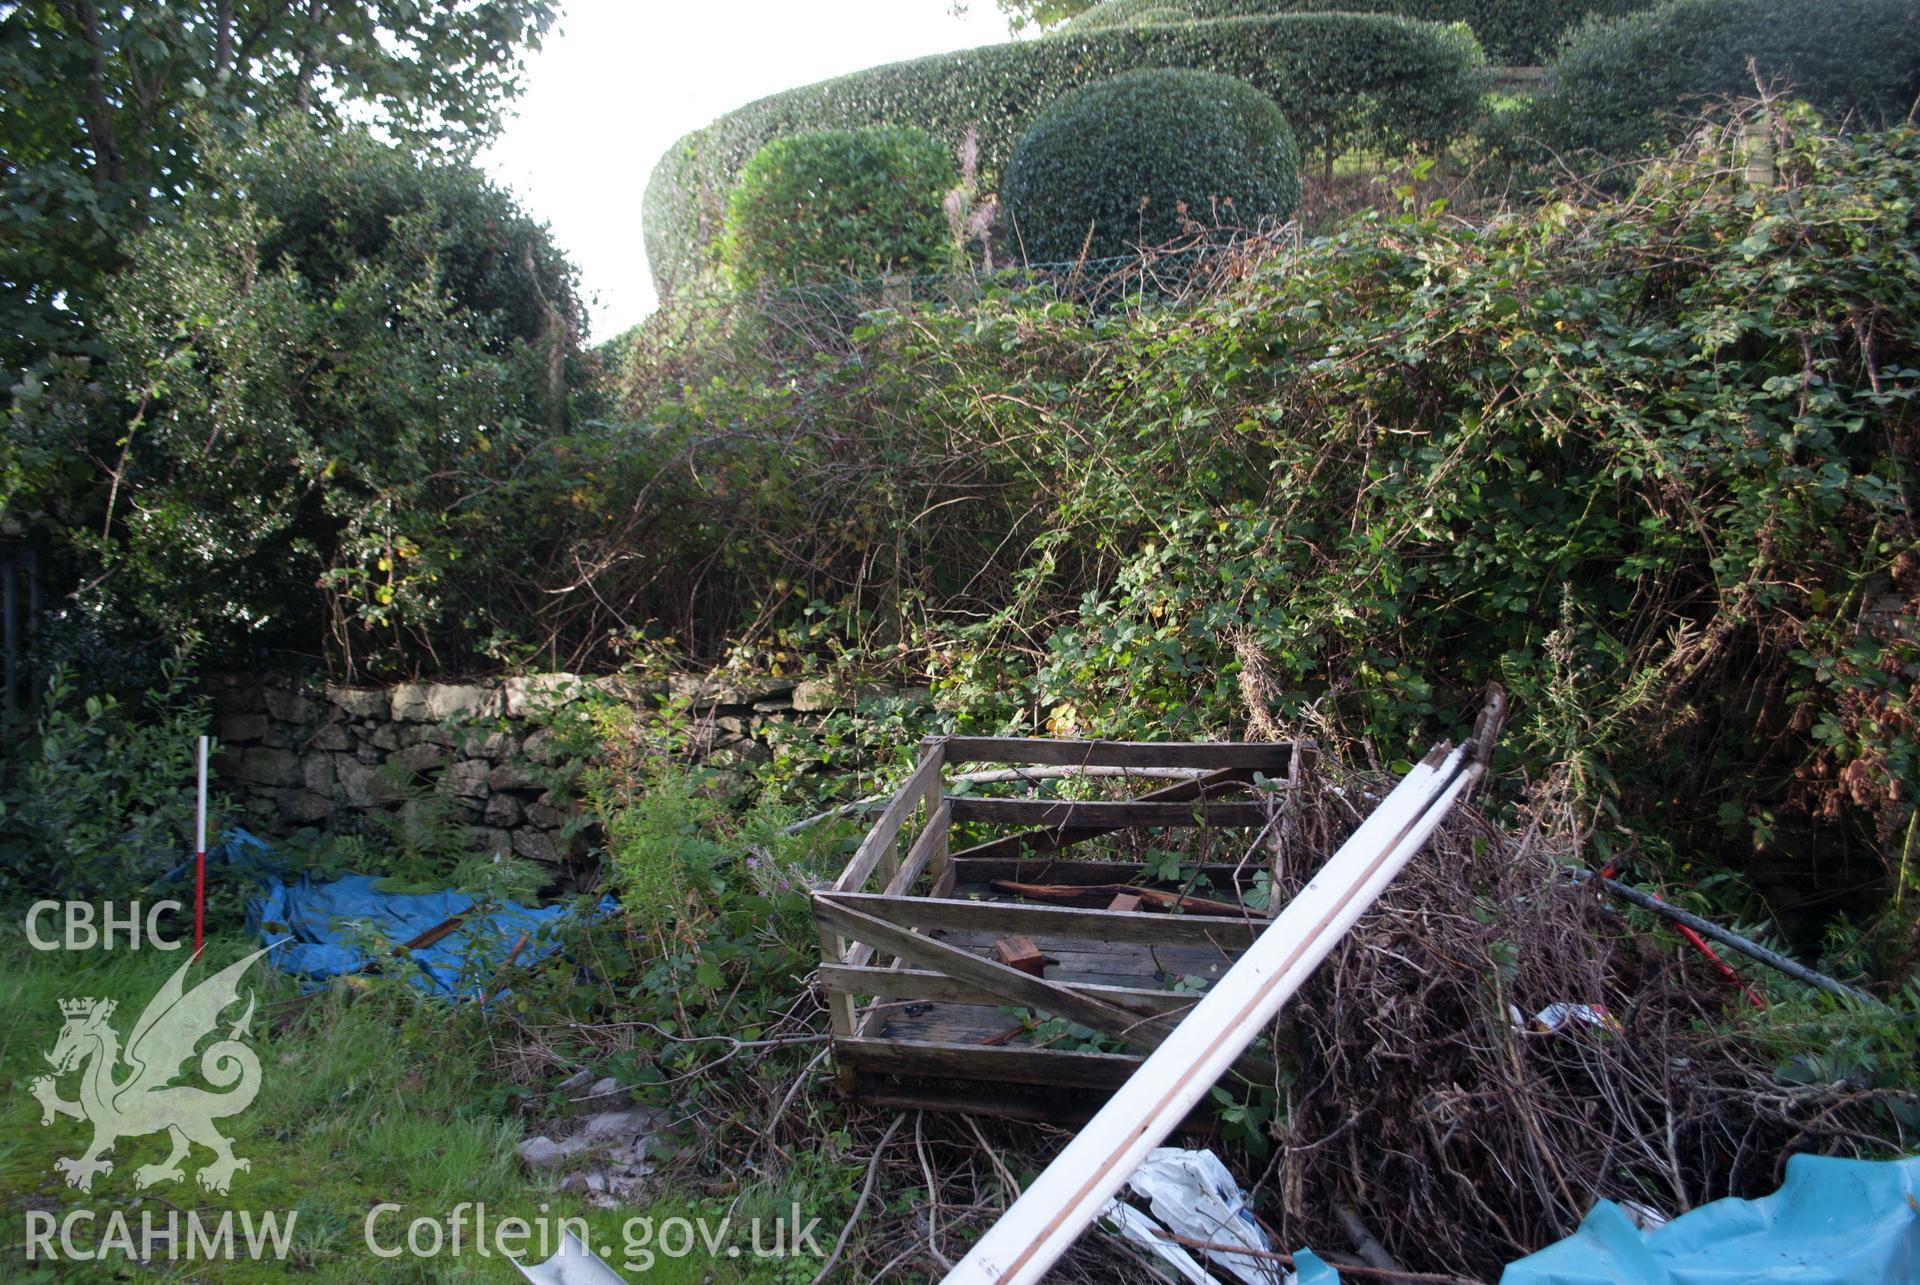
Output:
top-left (0, 929), bottom-right (792, 1282)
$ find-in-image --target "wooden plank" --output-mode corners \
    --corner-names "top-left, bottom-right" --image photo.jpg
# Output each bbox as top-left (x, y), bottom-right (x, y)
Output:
top-left (818, 911), bottom-right (860, 1092)
top-left (837, 1036), bottom-right (1145, 1091)
top-left (991, 880), bottom-right (1252, 917)
top-left (859, 1082), bottom-right (1220, 1135)
top-left (819, 964), bottom-right (1199, 1017)
top-left (948, 769), bottom-right (1252, 864)
top-left (813, 896), bottom-right (1179, 1057)
top-left (1107, 894), bottom-right (1143, 914)
top-left (951, 857), bottom-right (1262, 887)
top-left (948, 798), bottom-right (1270, 827)
top-left (822, 745), bottom-right (944, 1084)
top-left (830, 891), bottom-right (1262, 949)
top-left (940, 738), bottom-right (1295, 771)
top-left (832, 743), bottom-right (945, 895)
top-left (881, 801), bottom-right (950, 898)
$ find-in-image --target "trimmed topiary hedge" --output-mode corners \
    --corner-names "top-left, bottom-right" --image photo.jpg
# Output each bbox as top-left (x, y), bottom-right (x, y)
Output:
top-left (641, 13), bottom-right (1487, 292)
top-left (1001, 69), bottom-right (1301, 262)
top-left (720, 127), bottom-right (956, 289)
top-left (1530, 0), bottom-right (1920, 160)
top-left (1066, 0), bottom-right (1661, 65)
top-left (1067, 0), bottom-right (1197, 29)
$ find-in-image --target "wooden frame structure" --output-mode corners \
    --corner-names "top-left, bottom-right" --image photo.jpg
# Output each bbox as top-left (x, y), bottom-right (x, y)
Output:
top-left (811, 736), bottom-right (1309, 1109)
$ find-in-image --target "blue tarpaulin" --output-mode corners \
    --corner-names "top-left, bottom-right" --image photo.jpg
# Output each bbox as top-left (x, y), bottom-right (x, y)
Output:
top-left (1497, 1153), bottom-right (1920, 1284)
top-left (215, 829), bottom-right (612, 998)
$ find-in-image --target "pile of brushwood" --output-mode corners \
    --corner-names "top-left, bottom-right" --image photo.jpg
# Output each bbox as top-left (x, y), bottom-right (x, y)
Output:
top-left (1257, 746), bottom-right (1917, 1278)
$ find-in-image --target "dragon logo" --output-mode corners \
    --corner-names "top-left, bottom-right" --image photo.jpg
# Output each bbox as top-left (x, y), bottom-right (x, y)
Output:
top-left (30, 946), bottom-right (271, 1194)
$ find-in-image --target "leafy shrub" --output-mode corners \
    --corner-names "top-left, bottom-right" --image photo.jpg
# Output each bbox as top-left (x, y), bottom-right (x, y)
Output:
top-left (719, 127), bottom-right (957, 289)
top-left (642, 13), bottom-right (1487, 289)
top-left (11, 123), bottom-right (584, 682)
top-left (1528, 0), bottom-right (1920, 159)
top-left (1001, 69), bottom-right (1301, 262)
top-left (0, 644), bottom-right (215, 901)
top-left (1067, 0), bottom-right (1660, 65)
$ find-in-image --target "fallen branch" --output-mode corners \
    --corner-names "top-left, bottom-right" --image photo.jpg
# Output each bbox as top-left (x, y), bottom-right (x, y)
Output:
top-left (810, 1112), bottom-right (905, 1285)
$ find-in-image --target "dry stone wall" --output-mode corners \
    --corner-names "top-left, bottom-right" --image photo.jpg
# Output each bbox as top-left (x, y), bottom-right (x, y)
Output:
top-left (205, 671), bottom-right (917, 862)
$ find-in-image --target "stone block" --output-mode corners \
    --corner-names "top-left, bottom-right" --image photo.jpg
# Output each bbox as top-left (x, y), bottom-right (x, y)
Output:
top-left (512, 828), bottom-right (559, 863)
top-left (709, 742), bottom-right (771, 769)
top-left (483, 794), bottom-right (522, 827)
top-left (522, 727), bottom-right (558, 764)
top-left (503, 672), bottom-right (588, 718)
top-left (368, 724), bottom-right (402, 751)
top-left (263, 688), bottom-right (317, 724)
top-left (393, 742), bottom-right (446, 775)
top-left (336, 758), bottom-right (409, 808)
top-left (282, 790), bottom-right (334, 824)
top-left (389, 682), bottom-right (432, 721)
top-left (325, 684), bottom-right (389, 718)
top-left (459, 728), bottom-right (519, 761)
top-left (308, 723), bottom-right (352, 752)
top-left (789, 679), bottom-right (839, 712)
top-left (218, 713), bottom-right (269, 743)
top-left (446, 759), bottom-right (492, 798)
top-left (670, 672), bottom-right (793, 707)
top-left (427, 683), bottom-right (499, 721)
top-left (526, 798), bottom-right (574, 829)
top-left (489, 761), bottom-right (543, 791)
top-left (239, 747), bottom-right (301, 788)
top-left (302, 754), bottom-right (336, 795)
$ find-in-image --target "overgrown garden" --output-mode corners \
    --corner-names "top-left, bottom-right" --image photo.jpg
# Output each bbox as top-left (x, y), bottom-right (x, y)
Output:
top-left (3, 0), bottom-right (1918, 1278)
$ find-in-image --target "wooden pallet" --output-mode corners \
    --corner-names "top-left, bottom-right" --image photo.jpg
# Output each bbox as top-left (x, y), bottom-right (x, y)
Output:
top-left (812, 735), bottom-right (1310, 1107)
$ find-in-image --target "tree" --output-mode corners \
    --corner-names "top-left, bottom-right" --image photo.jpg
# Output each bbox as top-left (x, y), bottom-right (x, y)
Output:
top-left (29, 123), bottom-right (583, 679)
top-left (0, 0), bottom-right (557, 373)
top-left (951, 0), bottom-right (1098, 33)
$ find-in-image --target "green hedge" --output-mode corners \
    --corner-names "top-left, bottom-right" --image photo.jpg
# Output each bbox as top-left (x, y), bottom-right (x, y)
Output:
top-left (1067, 0), bottom-right (1197, 29)
top-left (642, 13), bottom-right (1487, 291)
top-left (1002, 69), bottom-right (1301, 261)
top-left (1530, 0), bottom-right (1920, 159)
top-left (720, 127), bottom-right (955, 289)
top-left (1066, 0), bottom-right (1661, 64)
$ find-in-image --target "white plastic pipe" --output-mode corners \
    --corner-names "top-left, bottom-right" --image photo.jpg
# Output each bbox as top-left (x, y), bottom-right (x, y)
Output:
top-left (197, 734), bottom-right (209, 854)
top-left (945, 743), bottom-right (1480, 1285)
top-left (194, 734), bottom-right (209, 955)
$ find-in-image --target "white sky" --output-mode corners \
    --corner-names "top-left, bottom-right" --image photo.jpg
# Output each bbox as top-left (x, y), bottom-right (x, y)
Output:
top-left (483, 1), bottom-right (1016, 341)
